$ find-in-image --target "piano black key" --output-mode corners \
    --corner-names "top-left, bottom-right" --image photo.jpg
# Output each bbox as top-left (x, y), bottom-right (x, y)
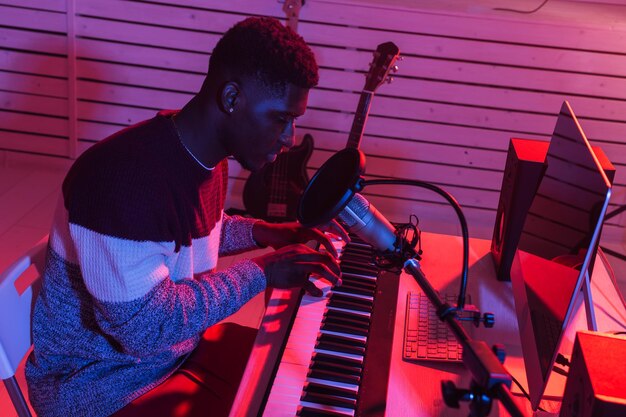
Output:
top-left (316, 339), bottom-right (366, 356)
top-left (303, 383), bottom-right (359, 405)
top-left (312, 351), bottom-right (364, 367)
top-left (332, 284), bottom-right (375, 297)
top-left (344, 238), bottom-right (374, 253)
top-left (310, 359), bottom-right (362, 377)
top-left (338, 253), bottom-right (375, 265)
top-left (301, 391), bottom-right (357, 409)
top-left (340, 252), bottom-right (374, 263)
top-left (304, 377), bottom-right (359, 398)
top-left (333, 275), bottom-right (376, 297)
top-left (332, 287), bottom-right (374, 299)
top-left (327, 298), bottom-right (372, 313)
top-left (330, 291), bottom-right (374, 306)
top-left (322, 314), bottom-right (370, 331)
top-left (307, 367), bottom-right (362, 385)
top-left (340, 262), bottom-right (378, 276)
top-left (340, 271), bottom-right (377, 282)
top-left (339, 247), bottom-right (368, 256)
top-left (334, 289), bottom-right (374, 301)
top-left (323, 306), bottom-right (371, 325)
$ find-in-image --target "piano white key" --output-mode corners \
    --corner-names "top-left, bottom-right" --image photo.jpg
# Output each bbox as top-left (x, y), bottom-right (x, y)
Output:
top-left (261, 238), bottom-right (381, 417)
top-left (264, 360), bottom-right (312, 416)
top-left (261, 393), bottom-right (301, 417)
top-left (263, 279), bottom-right (334, 415)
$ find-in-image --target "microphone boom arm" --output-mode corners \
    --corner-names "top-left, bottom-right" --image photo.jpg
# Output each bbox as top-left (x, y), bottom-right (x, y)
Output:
top-left (361, 178), bottom-right (469, 311)
top-left (404, 258), bottom-right (528, 417)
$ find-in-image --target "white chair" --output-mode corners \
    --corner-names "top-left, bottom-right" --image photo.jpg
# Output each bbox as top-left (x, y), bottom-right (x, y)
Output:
top-left (0, 236), bottom-right (48, 417)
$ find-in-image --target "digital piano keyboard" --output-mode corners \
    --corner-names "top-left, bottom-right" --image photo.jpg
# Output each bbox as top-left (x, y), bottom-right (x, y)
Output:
top-left (229, 236), bottom-right (400, 417)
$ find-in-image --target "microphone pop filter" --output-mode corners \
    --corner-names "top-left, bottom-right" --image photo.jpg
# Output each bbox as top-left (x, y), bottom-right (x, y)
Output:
top-left (297, 148), bottom-right (365, 227)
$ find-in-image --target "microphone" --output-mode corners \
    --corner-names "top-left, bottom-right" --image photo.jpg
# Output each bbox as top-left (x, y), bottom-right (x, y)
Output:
top-left (298, 148), bottom-right (414, 257)
top-left (337, 193), bottom-right (398, 253)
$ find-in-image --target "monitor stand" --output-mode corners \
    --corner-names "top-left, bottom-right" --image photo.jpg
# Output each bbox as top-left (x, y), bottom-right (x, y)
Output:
top-left (544, 253), bottom-right (626, 400)
top-left (582, 270), bottom-right (598, 332)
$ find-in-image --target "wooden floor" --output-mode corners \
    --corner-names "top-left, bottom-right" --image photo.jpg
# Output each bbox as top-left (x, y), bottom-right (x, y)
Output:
top-left (0, 151), bottom-right (69, 417)
top-left (1, 150), bottom-right (625, 416)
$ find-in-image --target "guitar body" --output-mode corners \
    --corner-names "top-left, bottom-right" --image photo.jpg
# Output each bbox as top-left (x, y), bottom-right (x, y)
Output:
top-left (243, 133), bottom-right (313, 222)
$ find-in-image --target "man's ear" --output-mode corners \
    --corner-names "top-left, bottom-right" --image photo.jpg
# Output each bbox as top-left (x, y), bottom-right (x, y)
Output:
top-left (219, 82), bottom-right (240, 114)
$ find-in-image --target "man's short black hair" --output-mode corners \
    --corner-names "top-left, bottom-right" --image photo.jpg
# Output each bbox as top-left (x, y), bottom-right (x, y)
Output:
top-left (209, 16), bottom-right (319, 93)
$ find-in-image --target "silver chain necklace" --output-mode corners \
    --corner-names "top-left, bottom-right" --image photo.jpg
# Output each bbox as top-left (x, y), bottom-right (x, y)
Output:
top-left (171, 114), bottom-right (214, 171)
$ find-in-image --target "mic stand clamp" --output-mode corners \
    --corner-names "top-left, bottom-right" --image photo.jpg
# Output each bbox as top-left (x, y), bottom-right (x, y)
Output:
top-left (456, 305), bottom-right (496, 329)
top-left (442, 380), bottom-right (493, 417)
top-left (441, 344), bottom-right (508, 417)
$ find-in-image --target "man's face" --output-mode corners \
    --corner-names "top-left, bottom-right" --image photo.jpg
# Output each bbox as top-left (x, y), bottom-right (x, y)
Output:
top-left (226, 81), bottom-right (309, 172)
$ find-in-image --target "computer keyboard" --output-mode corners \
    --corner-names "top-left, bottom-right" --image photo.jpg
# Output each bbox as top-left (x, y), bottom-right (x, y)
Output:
top-left (403, 291), bottom-right (464, 363)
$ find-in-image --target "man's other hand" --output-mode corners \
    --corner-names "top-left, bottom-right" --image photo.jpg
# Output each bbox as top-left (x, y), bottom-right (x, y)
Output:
top-left (252, 244), bottom-right (342, 297)
top-left (252, 220), bottom-right (349, 258)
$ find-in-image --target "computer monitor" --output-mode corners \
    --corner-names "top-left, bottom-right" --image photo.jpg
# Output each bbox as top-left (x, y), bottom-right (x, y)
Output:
top-left (510, 101), bottom-right (612, 410)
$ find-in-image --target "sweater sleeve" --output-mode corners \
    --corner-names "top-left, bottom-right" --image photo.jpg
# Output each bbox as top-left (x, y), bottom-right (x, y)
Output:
top-left (69, 221), bottom-right (266, 357)
top-left (219, 213), bottom-right (265, 256)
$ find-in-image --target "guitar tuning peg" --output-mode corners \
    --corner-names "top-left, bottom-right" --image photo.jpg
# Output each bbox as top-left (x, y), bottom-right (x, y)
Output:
top-left (392, 65), bottom-right (399, 73)
top-left (398, 55), bottom-right (404, 61)
top-left (386, 76), bottom-right (394, 84)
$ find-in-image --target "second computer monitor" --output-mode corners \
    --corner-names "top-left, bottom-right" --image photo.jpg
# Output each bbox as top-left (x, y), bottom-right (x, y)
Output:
top-left (510, 101), bottom-right (612, 410)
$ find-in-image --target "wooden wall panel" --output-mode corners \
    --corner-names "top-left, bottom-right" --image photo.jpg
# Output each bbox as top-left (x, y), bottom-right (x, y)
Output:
top-left (1, 0), bottom-right (625, 241)
top-left (0, 1), bottom-right (69, 159)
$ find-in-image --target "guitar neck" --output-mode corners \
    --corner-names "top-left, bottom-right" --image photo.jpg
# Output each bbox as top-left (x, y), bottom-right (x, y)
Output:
top-left (286, 16), bottom-right (299, 32)
top-left (283, 0), bottom-right (301, 32)
top-left (346, 90), bottom-right (374, 149)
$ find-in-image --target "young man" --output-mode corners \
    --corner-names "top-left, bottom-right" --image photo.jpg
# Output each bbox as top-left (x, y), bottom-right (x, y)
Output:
top-left (26, 16), bottom-right (343, 417)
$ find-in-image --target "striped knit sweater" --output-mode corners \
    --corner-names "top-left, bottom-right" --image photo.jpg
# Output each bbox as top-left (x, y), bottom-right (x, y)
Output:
top-left (25, 110), bottom-right (267, 417)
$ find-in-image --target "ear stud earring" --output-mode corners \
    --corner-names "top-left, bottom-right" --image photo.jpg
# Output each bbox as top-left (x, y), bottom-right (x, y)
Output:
top-left (228, 107), bottom-right (234, 113)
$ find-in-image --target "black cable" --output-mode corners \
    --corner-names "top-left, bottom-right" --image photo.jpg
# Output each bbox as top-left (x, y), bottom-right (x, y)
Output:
top-left (552, 366), bottom-right (569, 377)
top-left (509, 373), bottom-right (547, 413)
top-left (362, 178), bottom-right (470, 311)
top-left (555, 353), bottom-right (571, 368)
top-left (494, 0), bottom-right (549, 14)
top-left (377, 214), bottom-right (422, 271)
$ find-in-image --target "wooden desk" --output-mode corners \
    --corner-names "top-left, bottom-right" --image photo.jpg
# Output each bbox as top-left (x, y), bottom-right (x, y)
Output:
top-left (389, 232), bottom-right (626, 416)
top-left (230, 232), bottom-right (626, 417)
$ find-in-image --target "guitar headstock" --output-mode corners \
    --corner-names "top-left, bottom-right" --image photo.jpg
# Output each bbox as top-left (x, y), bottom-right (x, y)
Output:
top-left (364, 42), bottom-right (400, 92)
top-left (282, 0), bottom-right (304, 32)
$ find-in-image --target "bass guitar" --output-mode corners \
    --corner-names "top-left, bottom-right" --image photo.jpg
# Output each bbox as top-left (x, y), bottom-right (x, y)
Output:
top-left (243, 133), bottom-right (313, 222)
top-left (242, 0), bottom-right (311, 222)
